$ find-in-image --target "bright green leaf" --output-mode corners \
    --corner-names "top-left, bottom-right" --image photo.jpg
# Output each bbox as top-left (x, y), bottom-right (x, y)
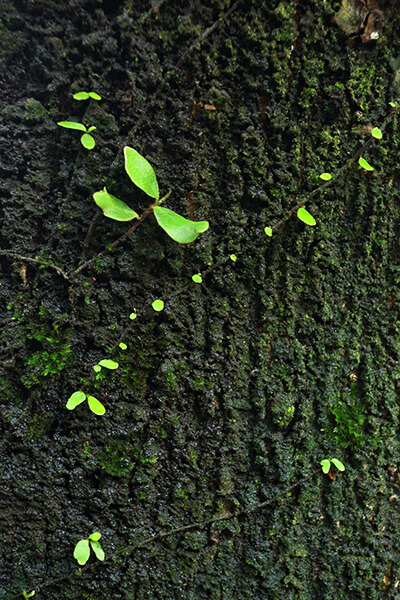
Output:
top-left (87, 126), bottom-right (96, 133)
top-left (89, 92), bottom-right (101, 100)
top-left (320, 173), bottom-right (332, 181)
top-left (89, 532), bottom-right (101, 541)
top-left (230, 254), bottom-right (237, 262)
top-left (66, 390), bottom-right (86, 410)
top-left (80, 133), bottom-right (95, 150)
top-left (22, 591), bottom-right (35, 599)
top-left (389, 101), bottom-right (397, 108)
top-left (124, 146), bottom-right (159, 199)
top-left (152, 299), bottom-right (164, 312)
top-left (331, 458), bottom-right (345, 472)
top-left (98, 359), bottom-right (118, 370)
top-left (119, 342), bottom-right (127, 350)
top-left (93, 188), bottom-right (139, 222)
top-left (57, 121), bottom-right (87, 132)
top-left (359, 157), bottom-right (374, 171)
top-left (371, 127), bottom-right (382, 139)
top-left (129, 310), bottom-right (137, 320)
top-left (192, 273), bottom-right (202, 283)
top-left (73, 539), bottom-right (90, 565)
top-left (264, 226), bottom-right (272, 237)
top-left (73, 92), bottom-right (90, 100)
top-left (93, 365), bottom-right (101, 373)
top-left (90, 539), bottom-right (105, 561)
top-left (297, 207), bottom-right (316, 226)
top-left (153, 206), bottom-right (209, 244)
top-left (87, 395), bottom-right (106, 415)
top-left (320, 459), bottom-right (331, 474)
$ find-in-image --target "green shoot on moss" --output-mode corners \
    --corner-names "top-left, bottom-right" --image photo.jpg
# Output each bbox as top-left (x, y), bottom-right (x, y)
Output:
top-left (73, 91), bottom-right (101, 101)
top-left (74, 532), bottom-right (105, 566)
top-left (192, 273), bottom-right (202, 283)
top-left (320, 173), bottom-right (332, 181)
top-left (264, 226), bottom-right (272, 237)
top-left (66, 390), bottom-right (105, 415)
top-left (321, 457), bottom-right (345, 474)
top-left (152, 299), bottom-right (164, 312)
top-left (93, 147), bottom-right (209, 244)
top-left (129, 309), bottom-right (137, 320)
top-left (57, 121), bottom-right (96, 149)
top-left (359, 157), bottom-right (374, 171)
top-left (22, 591), bottom-right (35, 599)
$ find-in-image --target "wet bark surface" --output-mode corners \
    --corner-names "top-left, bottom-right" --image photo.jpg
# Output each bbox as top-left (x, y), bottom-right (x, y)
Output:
top-left (1, 0), bottom-right (400, 598)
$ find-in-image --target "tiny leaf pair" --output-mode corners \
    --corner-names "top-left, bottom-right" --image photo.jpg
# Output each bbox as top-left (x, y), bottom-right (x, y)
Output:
top-left (320, 458), bottom-right (345, 474)
top-left (73, 91), bottom-right (101, 101)
top-left (93, 147), bottom-right (209, 244)
top-left (66, 390), bottom-right (105, 415)
top-left (74, 532), bottom-right (105, 566)
top-left (57, 121), bottom-right (96, 149)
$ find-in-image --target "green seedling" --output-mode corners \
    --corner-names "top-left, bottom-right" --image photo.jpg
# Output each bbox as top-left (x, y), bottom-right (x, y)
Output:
top-left (371, 127), bottom-right (382, 139)
top-left (129, 309), bottom-right (137, 320)
top-left (74, 532), bottom-right (105, 566)
top-left (389, 101), bottom-right (397, 108)
top-left (73, 91), bottom-right (101, 101)
top-left (93, 147), bottom-right (209, 244)
top-left (119, 342), bottom-right (127, 350)
top-left (320, 458), bottom-right (345, 474)
top-left (57, 121), bottom-right (96, 149)
top-left (320, 173), bottom-right (332, 181)
top-left (297, 207), bottom-right (316, 226)
top-left (22, 591), bottom-right (35, 599)
top-left (66, 390), bottom-right (105, 415)
top-left (192, 273), bottom-right (202, 283)
top-left (264, 226), bottom-right (273, 237)
top-left (359, 157), bottom-right (374, 171)
top-left (230, 254), bottom-right (237, 262)
top-left (152, 299), bottom-right (164, 312)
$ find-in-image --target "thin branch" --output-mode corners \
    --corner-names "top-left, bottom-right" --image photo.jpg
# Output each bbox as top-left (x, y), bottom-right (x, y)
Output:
top-left (0, 251), bottom-right (70, 281)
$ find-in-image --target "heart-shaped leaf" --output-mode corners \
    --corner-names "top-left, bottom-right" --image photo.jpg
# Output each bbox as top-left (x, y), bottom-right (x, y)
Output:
top-left (90, 539), bottom-right (105, 561)
top-left (98, 359), bottom-right (118, 370)
top-left (87, 395), bottom-right (106, 415)
top-left (66, 391), bottom-right (86, 410)
top-left (57, 121), bottom-right (86, 132)
top-left (80, 133), bottom-right (95, 150)
top-left (153, 206), bottom-right (209, 244)
top-left (297, 207), bottom-right (316, 226)
top-left (93, 188), bottom-right (139, 222)
top-left (124, 146), bottom-right (159, 199)
top-left (73, 539), bottom-right (90, 565)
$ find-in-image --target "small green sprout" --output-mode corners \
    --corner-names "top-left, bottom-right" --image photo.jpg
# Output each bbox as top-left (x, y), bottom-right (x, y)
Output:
top-left (22, 591), bottom-right (35, 599)
top-left (371, 127), bottom-right (382, 139)
top-left (389, 101), bottom-right (397, 108)
top-left (98, 359), bottom-right (119, 370)
top-left (230, 254), bottom-right (237, 262)
top-left (129, 309), bottom-right (137, 320)
top-left (359, 157), bottom-right (374, 171)
top-left (74, 532), bottom-right (105, 566)
top-left (297, 207), bottom-right (316, 226)
top-left (192, 273), bottom-right (202, 283)
top-left (119, 342), bottom-right (127, 350)
top-left (321, 458), bottom-right (345, 474)
top-left (66, 390), bottom-right (105, 415)
top-left (57, 121), bottom-right (96, 149)
top-left (264, 226), bottom-right (273, 237)
top-left (73, 91), bottom-right (101, 101)
top-left (320, 173), bottom-right (332, 181)
top-left (152, 299), bottom-right (164, 312)
top-left (93, 147), bottom-right (209, 244)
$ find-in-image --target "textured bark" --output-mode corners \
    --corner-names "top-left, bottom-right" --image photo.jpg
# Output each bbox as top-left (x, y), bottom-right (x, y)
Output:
top-left (1, 1), bottom-right (400, 598)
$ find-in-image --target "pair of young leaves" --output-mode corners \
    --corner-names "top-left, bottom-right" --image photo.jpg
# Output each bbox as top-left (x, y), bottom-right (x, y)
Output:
top-left (93, 147), bottom-right (209, 244)
top-left (74, 532), bottom-right (104, 566)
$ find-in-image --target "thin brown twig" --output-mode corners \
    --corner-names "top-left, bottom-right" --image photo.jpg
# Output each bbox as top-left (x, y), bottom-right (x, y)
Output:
top-left (0, 251), bottom-right (70, 281)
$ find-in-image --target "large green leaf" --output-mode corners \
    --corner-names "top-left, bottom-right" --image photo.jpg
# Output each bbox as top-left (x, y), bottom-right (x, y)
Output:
top-left (124, 146), bottom-right (159, 199)
top-left (93, 188), bottom-right (139, 222)
top-left (73, 539), bottom-right (90, 565)
top-left (153, 206), bottom-right (209, 244)
top-left (57, 121), bottom-right (86, 132)
top-left (66, 391), bottom-right (86, 410)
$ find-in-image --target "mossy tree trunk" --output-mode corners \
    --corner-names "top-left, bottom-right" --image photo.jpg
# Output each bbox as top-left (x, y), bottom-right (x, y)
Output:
top-left (1, 1), bottom-right (400, 598)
